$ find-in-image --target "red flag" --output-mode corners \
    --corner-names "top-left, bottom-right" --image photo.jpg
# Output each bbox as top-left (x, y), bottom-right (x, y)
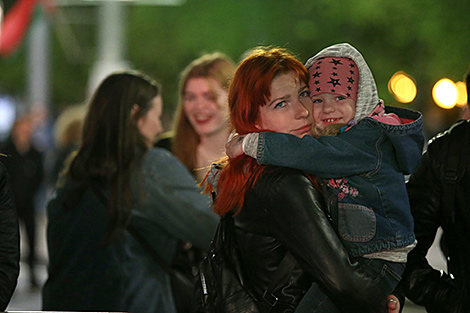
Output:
top-left (0, 0), bottom-right (40, 57)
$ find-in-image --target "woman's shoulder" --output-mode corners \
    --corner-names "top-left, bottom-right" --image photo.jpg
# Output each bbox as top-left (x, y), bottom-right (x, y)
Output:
top-left (425, 119), bottom-right (470, 160)
top-left (254, 167), bottom-right (314, 195)
top-left (260, 166), bottom-right (309, 180)
top-left (143, 147), bottom-right (179, 165)
top-left (247, 167), bottom-right (326, 225)
top-left (141, 148), bottom-right (184, 172)
top-left (140, 148), bottom-right (195, 183)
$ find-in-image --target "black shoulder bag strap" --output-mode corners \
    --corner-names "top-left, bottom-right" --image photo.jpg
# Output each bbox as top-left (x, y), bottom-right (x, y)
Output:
top-left (89, 183), bottom-right (176, 277)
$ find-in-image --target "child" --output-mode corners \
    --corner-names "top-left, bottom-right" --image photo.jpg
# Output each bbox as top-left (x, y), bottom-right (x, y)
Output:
top-left (227, 43), bottom-right (424, 310)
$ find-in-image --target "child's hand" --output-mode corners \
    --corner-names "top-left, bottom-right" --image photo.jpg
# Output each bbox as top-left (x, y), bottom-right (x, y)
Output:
top-left (225, 135), bottom-right (245, 159)
top-left (386, 295), bottom-right (400, 313)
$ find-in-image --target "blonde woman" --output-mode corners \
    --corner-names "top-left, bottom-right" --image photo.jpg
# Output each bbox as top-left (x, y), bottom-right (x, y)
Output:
top-left (157, 52), bottom-right (235, 182)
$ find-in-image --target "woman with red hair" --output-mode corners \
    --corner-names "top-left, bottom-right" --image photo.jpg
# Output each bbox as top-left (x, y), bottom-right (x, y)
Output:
top-left (204, 47), bottom-right (393, 312)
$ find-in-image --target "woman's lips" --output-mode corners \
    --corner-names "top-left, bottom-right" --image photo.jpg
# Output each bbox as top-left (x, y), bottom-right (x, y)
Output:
top-left (194, 115), bottom-right (212, 125)
top-left (292, 123), bottom-right (312, 134)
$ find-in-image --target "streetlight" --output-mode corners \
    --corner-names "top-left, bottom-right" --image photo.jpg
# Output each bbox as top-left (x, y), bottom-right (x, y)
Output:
top-left (455, 81), bottom-right (467, 107)
top-left (432, 78), bottom-right (458, 109)
top-left (388, 71), bottom-right (417, 103)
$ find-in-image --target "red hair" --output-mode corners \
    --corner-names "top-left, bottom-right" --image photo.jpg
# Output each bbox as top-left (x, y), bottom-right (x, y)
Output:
top-left (210, 47), bottom-right (309, 217)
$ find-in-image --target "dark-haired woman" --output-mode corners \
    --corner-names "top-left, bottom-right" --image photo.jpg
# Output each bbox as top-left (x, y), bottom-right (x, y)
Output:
top-left (42, 71), bottom-right (218, 313)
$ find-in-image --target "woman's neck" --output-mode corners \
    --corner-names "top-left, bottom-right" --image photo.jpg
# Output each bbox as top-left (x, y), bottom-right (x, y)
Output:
top-left (194, 128), bottom-right (230, 181)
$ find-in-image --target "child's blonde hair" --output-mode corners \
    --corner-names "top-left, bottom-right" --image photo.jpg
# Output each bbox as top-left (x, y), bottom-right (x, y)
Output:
top-left (311, 123), bottom-right (348, 138)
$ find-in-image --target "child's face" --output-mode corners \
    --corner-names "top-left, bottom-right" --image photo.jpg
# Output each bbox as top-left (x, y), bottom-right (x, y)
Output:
top-left (311, 93), bottom-right (356, 131)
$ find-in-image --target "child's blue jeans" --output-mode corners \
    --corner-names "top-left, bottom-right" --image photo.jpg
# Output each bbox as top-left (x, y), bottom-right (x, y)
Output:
top-left (294, 258), bottom-right (405, 313)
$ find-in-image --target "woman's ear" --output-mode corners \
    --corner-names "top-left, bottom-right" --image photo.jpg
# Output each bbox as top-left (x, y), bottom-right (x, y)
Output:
top-left (131, 104), bottom-right (140, 120)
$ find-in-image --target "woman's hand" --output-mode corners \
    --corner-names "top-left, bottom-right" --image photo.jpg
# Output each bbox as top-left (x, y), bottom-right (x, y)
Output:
top-left (225, 134), bottom-right (245, 159)
top-left (387, 295), bottom-right (400, 313)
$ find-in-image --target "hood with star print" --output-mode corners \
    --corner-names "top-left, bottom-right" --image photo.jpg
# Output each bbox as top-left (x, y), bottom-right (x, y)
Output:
top-left (305, 43), bottom-right (380, 123)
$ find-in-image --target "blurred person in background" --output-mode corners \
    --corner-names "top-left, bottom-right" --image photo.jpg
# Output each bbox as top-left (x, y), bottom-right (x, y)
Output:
top-left (51, 104), bottom-right (86, 182)
top-left (42, 70), bottom-right (218, 313)
top-left (1, 115), bottom-right (44, 289)
top-left (156, 52), bottom-right (235, 182)
top-left (0, 160), bottom-right (20, 310)
top-left (155, 53), bottom-right (235, 308)
top-left (397, 71), bottom-right (470, 312)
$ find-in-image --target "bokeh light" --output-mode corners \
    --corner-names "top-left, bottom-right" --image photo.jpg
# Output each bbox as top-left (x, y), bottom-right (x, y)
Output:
top-left (388, 71), bottom-right (417, 103)
top-left (432, 78), bottom-right (458, 109)
top-left (455, 81), bottom-right (467, 107)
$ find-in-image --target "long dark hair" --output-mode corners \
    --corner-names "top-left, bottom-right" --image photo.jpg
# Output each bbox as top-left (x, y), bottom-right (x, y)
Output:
top-left (67, 70), bottom-right (160, 241)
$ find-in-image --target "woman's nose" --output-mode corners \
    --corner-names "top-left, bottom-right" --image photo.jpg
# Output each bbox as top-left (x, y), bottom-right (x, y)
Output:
top-left (193, 98), bottom-right (205, 109)
top-left (190, 96), bottom-right (210, 110)
top-left (295, 101), bottom-right (310, 118)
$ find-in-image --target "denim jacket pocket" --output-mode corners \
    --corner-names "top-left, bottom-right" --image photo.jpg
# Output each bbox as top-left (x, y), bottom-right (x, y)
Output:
top-left (338, 203), bottom-right (376, 242)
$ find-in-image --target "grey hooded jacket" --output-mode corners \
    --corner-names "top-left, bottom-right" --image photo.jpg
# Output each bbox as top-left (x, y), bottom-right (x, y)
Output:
top-left (305, 42), bottom-right (381, 123)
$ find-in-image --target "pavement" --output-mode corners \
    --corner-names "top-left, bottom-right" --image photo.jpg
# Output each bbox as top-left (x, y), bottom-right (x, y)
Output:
top-left (5, 210), bottom-right (441, 313)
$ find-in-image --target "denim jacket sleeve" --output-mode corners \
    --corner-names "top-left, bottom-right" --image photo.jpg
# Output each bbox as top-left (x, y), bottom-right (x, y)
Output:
top-left (257, 168), bottom-right (386, 313)
top-left (0, 162), bottom-right (19, 311)
top-left (257, 130), bottom-right (378, 178)
top-left (133, 148), bottom-right (219, 249)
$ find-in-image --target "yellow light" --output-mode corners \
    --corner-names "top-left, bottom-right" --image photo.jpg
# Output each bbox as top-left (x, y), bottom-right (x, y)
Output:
top-left (432, 78), bottom-right (458, 109)
top-left (388, 71), bottom-right (417, 103)
top-left (455, 81), bottom-right (467, 107)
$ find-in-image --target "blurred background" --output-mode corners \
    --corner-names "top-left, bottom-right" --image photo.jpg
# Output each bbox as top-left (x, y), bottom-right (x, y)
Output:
top-left (1, 0), bottom-right (470, 140)
top-left (1, 0), bottom-right (468, 311)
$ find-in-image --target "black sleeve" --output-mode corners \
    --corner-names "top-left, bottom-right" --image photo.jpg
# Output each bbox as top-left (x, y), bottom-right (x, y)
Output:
top-left (398, 139), bottom-right (460, 312)
top-left (259, 168), bottom-right (387, 313)
top-left (0, 162), bottom-right (20, 311)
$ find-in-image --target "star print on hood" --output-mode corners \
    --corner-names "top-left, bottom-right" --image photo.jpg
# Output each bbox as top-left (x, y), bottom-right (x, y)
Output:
top-left (305, 43), bottom-right (380, 123)
top-left (309, 56), bottom-right (359, 102)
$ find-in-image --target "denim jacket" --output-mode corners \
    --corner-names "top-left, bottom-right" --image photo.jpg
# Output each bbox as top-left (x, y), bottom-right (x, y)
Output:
top-left (43, 148), bottom-right (218, 313)
top-left (255, 106), bottom-right (424, 257)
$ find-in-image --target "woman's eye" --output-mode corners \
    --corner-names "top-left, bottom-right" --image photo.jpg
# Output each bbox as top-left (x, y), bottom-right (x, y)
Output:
top-left (300, 90), bottom-right (310, 98)
top-left (204, 94), bottom-right (217, 102)
top-left (274, 101), bottom-right (287, 109)
top-left (184, 94), bottom-right (195, 102)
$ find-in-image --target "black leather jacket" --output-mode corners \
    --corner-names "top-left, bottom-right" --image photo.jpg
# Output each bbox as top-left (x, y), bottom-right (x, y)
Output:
top-left (0, 161), bottom-right (20, 311)
top-left (398, 120), bottom-right (470, 312)
top-left (234, 166), bottom-right (387, 313)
